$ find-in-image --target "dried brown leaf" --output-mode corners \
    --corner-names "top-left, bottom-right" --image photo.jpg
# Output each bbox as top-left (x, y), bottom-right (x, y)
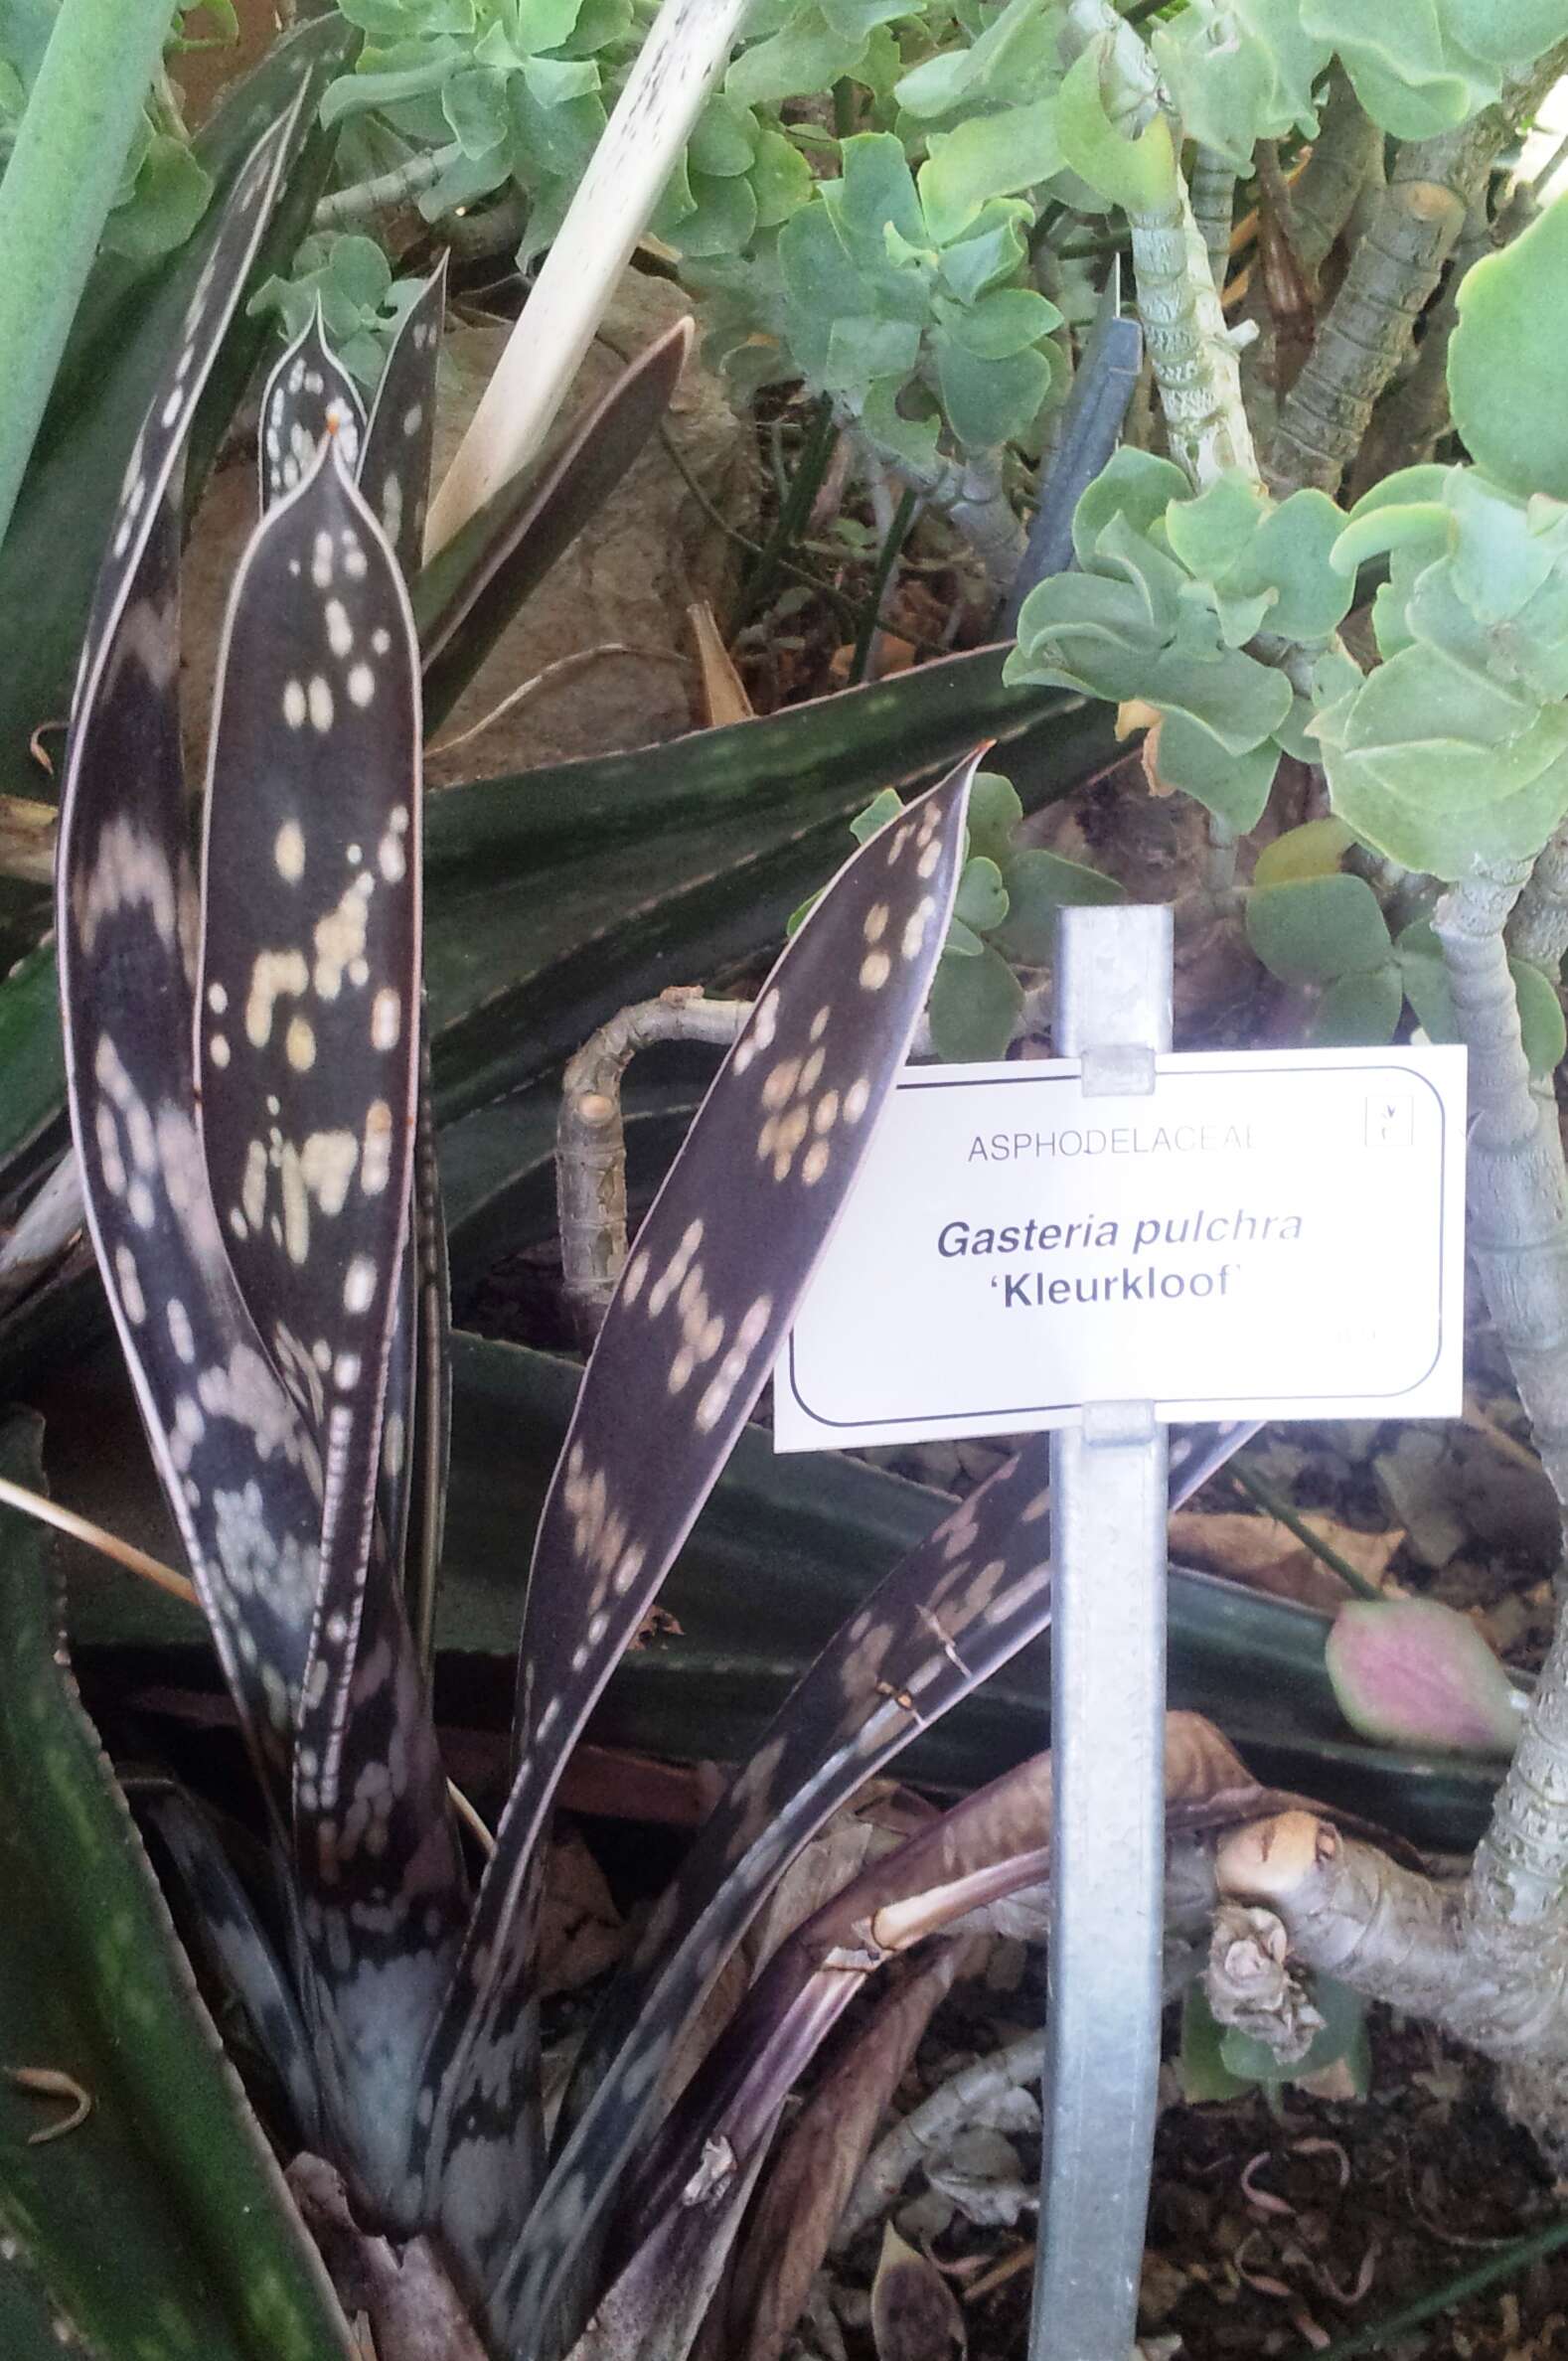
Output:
top-left (726, 1942), bottom-right (977, 2361)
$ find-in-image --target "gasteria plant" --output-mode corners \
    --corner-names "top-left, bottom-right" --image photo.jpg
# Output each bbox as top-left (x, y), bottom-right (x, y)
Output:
top-left (31, 112), bottom-right (1165, 2361)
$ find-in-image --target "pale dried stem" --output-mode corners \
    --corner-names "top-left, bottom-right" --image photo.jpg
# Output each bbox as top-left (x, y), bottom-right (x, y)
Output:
top-left (0, 1473), bottom-right (197, 1605)
top-left (0, 793), bottom-right (56, 885)
top-left (556, 991), bottom-right (754, 1340)
top-left (833, 2029), bottom-right (1046, 2252)
top-left (424, 0), bottom-right (749, 551)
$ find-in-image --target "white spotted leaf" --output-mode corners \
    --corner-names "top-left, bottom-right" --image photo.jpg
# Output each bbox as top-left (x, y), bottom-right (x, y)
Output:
top-left (58, 110), bottom-right (328, 1800)
top-left (358, 255), bottom-right (446, 579)
top-left (417, 752), bottom-right (982, 2326)
top-left (257, 304), bottom-right (366, 513)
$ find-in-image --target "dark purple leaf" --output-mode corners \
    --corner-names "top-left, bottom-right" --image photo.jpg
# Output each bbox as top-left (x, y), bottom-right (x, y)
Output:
top-left (590, 1720), bottom-right (1263, 2361)
top-left (142, 1787), bottom-right (324, 2147)
top-left (257, 305), bottom-right (366, 512)
top-left (57, 110), bottom-right (324, 1800)
top-left (414, 752), bottom-right (982, 2311)
top-left (515, 1424), bottom-right (1248, 2340)
top-left (358, 256), bottom-right (446, 580)
top-left (196, 433), bottom-right (466, 2214)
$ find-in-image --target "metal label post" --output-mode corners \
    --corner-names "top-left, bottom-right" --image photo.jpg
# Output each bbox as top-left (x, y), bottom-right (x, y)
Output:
top-left (1032, 904), bottom-right (1173, 2361)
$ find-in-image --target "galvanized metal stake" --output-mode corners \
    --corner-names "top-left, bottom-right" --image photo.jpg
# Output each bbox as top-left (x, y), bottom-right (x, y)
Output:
top-left (1031, 904), bottom-right (1173, 2361)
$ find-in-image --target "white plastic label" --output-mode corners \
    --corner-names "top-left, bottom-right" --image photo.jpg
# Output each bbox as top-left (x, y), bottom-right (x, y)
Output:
top-left (774, 1047), bottom-right (1467, 1452)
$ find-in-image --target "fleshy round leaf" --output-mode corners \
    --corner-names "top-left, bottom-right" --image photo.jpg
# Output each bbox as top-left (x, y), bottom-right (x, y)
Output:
top-left (1055, 38), bottom-right (1177, 212)
top-left (992, 846), bottom-right (1122, 964)
top-left (928, 940), bottom-right (1024, 1060)
top-left (1252, 817), bottom-right (1355, 887)
top-left (1450, 196), bottom-right (1568, 503)
top-left (1310, 964), bottom-right (1403, 1047)
top-left (1246, 874), bottom-right (1392, 986)
top-left (1327, 1598), bottom-right (1522, 1757)
top-left (1151, 709), bottom-right (1280, 830)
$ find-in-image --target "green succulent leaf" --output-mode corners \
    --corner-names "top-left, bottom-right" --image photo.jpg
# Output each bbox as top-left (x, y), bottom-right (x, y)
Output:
top-left (1510, 956), bottom-right (1568, 1074)
top-left (992, 846), bottom-right (1123, 963)
top-left (928, 940), bottom-right (1024, 1060)
top-left (952, 853), bottom-right (1009, 933)
top-left (1450, 196), bottom-right (1568, 504)
top-left (1153, 0), bottom-right (1328, 172)
top-left (917, 97), bottom-right (1062, 246)
top-left (1055, 38), bottom-right (1178, 212)
top-left (894, 0), bottom-right (1055, 116)
top-left (935, 331), bottom-right (1052, 449)
top-left (964, 769), bottom-right (1023, 866)
top-left (1246, 874), bottom-right (1392, 986)
top-left (1318, 643), bottom-right (1568, 878)
top-left (1310, 964), bottom-right (1404, 1047)
top-left (1152, 710), bottom-right (1280, 832)
top-left (1177, 1979), bottom-right (1253, 2103)
top-left (1252, 817), bottom-right (1356, 887)
top-left (1233, 489), bottom-right (1357, 640)
top-left (938, 283), bottom-right (1061, 361)
top-left (1218, 1970), bottom-right (1369, 2090)
top-left (0, 1417), bottom-right (356, 2361)
top-left (1071, 446), bottom-right (1189, 568)
top-left (1162, 471), bottom-right (1265, 579)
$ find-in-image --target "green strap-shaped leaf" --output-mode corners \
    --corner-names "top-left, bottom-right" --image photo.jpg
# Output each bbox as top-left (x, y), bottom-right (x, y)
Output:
top-left (0, 1415), bottom-right (356, 2361)
top-left (0, 2212), bottom-right (105, 2361)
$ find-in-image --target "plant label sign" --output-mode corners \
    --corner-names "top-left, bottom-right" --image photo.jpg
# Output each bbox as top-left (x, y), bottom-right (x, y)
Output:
top-left (775, 1046), bottom-right (1467, 1452)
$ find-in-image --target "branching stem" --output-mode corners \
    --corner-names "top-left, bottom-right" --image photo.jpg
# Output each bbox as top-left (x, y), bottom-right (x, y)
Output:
top-left (1267, 40), bottom-right (1568, 497)
top-left (1063, 0), bottom-right (1260, 490)
top-left (313, 141), bottom-right (463, 231)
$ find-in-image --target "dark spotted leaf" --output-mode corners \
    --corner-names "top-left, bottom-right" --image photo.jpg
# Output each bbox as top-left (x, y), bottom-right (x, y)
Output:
top-left (0, 1414), bottom-right (356, 2361)
top-left (0, 15), bottom-right (355, 798)
top-left (57, 110), bottom-right (329, 1799)
top-left (358, 255), bottom-right (446, 580)
top-left (528, 1425), bottom-right (1252, 2342)
top-left (595, 1721), bottom-right (1265, 2356)
top-left (401, 1050), bottom-right (453, 1661)
top-left (418, 753), bottom-right (982, 2316)
top-left (141, 1787), bottom-right (323, 2149)
top-left (197, 432), bottom-right (465, 2213)
top-left (257, 306), bottom-right (367, 512)
top-left (414, 318), bottom-right (693, 730)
